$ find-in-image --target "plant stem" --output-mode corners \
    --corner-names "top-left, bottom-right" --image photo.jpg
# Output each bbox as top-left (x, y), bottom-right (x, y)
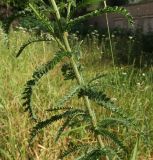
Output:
top-left (104, 1), bottom-right (115, 66)
top-left (50, 0), bottom-right (105, 149)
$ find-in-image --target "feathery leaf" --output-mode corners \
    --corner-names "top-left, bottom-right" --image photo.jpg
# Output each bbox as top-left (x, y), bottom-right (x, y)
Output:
top-left (55, 111), bottom-right (89, 142)
top-left (78, 87), bottom-right (128, 119)
top-left (47, 85), bottom-right (81, 112)
top-left (98, 118), bottom-right (129, 128)
top-left (16, 36), bottom-right (53, 57)
top-left (55, 117), bottom-right (72, 142)
top-left (22, 51), bottom-right (72, 119)
top-left (95, 128), bottom-right (128, 153)
top-left (29, 3), bottom-right (54, 33)
top-left (46, 106), bottom-right (73, 112)
top-left (68, 6), bottom-right (133, 29)
top-left (29, 109), bottom-right (86, 143)
top-left (87, 73), bottom-right (107, 86)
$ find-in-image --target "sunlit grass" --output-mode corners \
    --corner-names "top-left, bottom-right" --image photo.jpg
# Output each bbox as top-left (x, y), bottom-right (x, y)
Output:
top-left (0, 29), bottom-right (153, 159)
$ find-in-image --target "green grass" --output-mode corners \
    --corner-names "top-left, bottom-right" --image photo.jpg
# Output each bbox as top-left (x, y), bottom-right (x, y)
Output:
top-left (0, 29), bottom-right (153, 159)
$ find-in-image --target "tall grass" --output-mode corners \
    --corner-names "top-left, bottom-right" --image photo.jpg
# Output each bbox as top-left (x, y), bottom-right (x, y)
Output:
top-left (0, 28), bottom-right (153, 159)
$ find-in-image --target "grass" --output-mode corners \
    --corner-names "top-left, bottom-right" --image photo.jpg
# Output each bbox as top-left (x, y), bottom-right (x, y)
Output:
top-left (0, 28), bottom-right (153, 160)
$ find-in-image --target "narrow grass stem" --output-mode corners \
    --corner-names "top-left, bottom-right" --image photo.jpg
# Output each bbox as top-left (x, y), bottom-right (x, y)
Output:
top-left (104, 1), bottom-right (119, 87)
top-left (104, 1), bottom-right (115, 66)
top-left (50, 0), bottom-right (105, 150)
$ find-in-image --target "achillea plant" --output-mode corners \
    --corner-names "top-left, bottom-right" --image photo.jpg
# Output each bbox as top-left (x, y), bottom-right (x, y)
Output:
top-left (2, 0), bottom-right (135, 159)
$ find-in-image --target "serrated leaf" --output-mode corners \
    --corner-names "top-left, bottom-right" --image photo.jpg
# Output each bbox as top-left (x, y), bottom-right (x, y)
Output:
top-left (47, 85), bottom-right (81, 112)
top-left (68, 6), bottom-right (133, 29)
top-left (95, 128), bottom-right (128, 153)
top-left (55, 110), bottom-right (89, 142)
top-left (29, 3), bottom-right (54, 33)
top-left (16, 37), bottom-right (53, 57)
top-left (29, 109), bottom-right (86, 143)
top-left (78, 86), bottom-right (129, 119)
top-left (22, 51), bottom-right (72, 119)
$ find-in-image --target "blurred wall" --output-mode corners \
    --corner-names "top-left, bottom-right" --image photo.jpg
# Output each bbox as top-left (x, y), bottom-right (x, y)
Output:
top-left (88, 1), bottom-right (153, 33)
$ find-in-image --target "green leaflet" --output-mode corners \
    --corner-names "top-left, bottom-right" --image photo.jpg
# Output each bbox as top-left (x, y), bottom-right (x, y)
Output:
top-left (98, 118), bottom-right (129, 128)
top-left (46, 106), bottom-right (73, 112)
top-left (16, 37), bottom-right (53, 57)
top-left (95, 128), bottom-right (128, 153)
top-left (29, 3), bottom-right (54, 33)
top-left (55, 111), bottom-right (89, 142)
top-left (55, 117), bottom-right (72, 142)
top-left (78, 87), bottom-right (128, 119)
top-left (61, 63), bottom-right (76, 80)
top-left (61, 62), bottom-right (83, 80)
top-left (78, 87), bottom-right (111, 102)
top-left (22, 51), bottom-right (72, 120)
top-left (29, 109), bottom-right (86, 143)
top-left (47, 85), bottom-right (81, 111)
top-left (68, 6), bottom-right (133, 29)
top-left (87, 73), bottom-right (107, 86)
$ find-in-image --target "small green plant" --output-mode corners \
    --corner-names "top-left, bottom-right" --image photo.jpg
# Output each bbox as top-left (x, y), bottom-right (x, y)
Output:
top-left (3, 0), bottom-right (135, 159)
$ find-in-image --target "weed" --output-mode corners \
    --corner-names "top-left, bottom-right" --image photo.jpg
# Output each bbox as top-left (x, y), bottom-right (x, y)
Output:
top-left (1, 0), bottom-right (152, 160)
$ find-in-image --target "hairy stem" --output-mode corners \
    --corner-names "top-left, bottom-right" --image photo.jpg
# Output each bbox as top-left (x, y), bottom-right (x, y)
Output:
top-left (50, 0), bottom-right (105, 150)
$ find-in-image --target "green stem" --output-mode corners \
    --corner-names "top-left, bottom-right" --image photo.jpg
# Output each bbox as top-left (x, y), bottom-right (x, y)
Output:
top-left (50, 0), bottom-right (105, 149)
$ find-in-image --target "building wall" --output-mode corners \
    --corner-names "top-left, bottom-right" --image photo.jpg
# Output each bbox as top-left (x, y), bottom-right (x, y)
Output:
top-left (88, 1), bottom-right (153, 33)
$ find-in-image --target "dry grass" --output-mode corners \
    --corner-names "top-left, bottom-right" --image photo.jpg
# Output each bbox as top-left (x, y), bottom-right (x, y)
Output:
top-left (0, 29), bottom-right (153, 159)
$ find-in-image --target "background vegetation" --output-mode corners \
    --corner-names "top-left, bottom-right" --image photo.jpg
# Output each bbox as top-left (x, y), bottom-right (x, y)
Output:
top-left (0, 0), bottom-right (153, 160)
top-left (0, 27), bottom-right (153, 160)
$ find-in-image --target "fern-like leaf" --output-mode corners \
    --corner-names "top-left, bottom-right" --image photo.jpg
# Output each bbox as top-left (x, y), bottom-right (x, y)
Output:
top-left (22, 51), bottom-right (71, 119)
top-left (68, 6), bottom-right (133, 29)
top-left (61, 63), bottom-right (83, 80)
top-left (55, 111), bottom-right (89, 142)
top-left (61, 63), bottom-right (76, 80)
top-left (46, 106), bottom-right (73, 112)
top-left (95, 128), bottom-right (127, 153)
top-left (87, 73), bottom-right (107, 86)
top-left (55, 117), bottom-right (72, 142)
top-left (16, 37), bottom-right (53, 57)
top-left (98, 118), bottom-right (129, 128)
top-left (29, 109), bottom-right (86, 143)
top-left (78, 87), bottom-right (128, 119)
top-left (29, 3), bottom-right (54, 33)
top-left (47, 85), bottom-right (81, 111)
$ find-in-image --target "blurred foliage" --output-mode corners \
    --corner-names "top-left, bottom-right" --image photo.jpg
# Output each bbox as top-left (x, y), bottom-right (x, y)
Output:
top-left (0, 0), bottom-right (152, 68)
top-left (71, 23), bottom-right (153, 67)
top-left (113, 29), bottom-right (153, 67)
top-left (0, 0), bottom-right (29, 9)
